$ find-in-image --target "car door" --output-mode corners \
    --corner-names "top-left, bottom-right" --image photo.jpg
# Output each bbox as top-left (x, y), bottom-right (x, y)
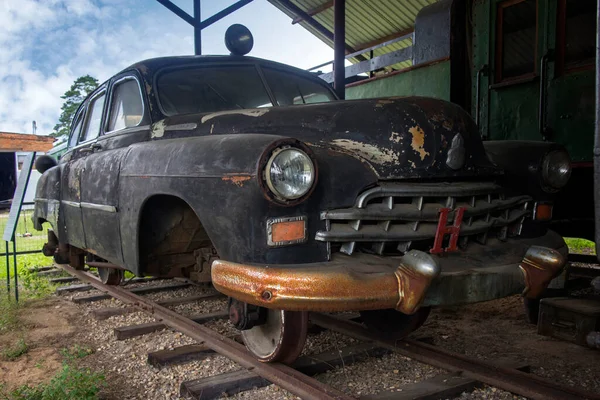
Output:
top-left (79, 74), bottom-right (146, 264)
top-left (59, 108), bottom-right (89, 249)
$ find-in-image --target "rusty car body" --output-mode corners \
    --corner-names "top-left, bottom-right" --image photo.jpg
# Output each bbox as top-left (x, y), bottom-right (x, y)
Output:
top-left (33, 48), bottom-right (569, 363)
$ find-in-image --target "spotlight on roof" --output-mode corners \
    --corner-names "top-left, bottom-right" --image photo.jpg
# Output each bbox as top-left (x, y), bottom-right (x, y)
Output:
top-left (225, 24), bottom-right (254, 56)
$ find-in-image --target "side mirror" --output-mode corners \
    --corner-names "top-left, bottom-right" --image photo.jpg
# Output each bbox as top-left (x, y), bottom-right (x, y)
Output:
top-left (35, 155), bottom-right (58, 174)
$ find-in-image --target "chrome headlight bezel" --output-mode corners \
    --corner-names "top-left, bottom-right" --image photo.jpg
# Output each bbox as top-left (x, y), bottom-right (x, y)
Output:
top-left (259, 140), bottom-right (318, 205)
top-left (540, 149), bottom-right (572, 192)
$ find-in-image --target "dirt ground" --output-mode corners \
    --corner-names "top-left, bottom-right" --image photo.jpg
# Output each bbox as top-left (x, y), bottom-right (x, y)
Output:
top-left (0, 298), bottom-right (78, 391)
top-left (1, 293), bottom-right (599, 399)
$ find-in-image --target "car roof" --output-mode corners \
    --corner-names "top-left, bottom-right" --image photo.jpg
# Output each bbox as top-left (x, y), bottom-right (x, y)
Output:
top-left (120, 55), bottom-right (322, 81)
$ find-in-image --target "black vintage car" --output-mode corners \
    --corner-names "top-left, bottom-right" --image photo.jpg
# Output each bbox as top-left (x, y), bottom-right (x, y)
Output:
top-left (34, 26), bottom-right (569, 364)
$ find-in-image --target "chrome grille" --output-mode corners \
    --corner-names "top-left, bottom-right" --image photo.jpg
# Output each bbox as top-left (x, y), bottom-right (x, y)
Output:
top-left (315, 182), bottom-right (531, 256)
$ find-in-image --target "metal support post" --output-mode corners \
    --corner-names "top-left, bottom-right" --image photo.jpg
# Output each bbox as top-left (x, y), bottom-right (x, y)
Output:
top-left (12, 241), bottom-right (18, 302)
top-left (194, 0), bottom-right (201, 55)
top-left (5, 241), bottom-right (9, 294)
top-left (333, 0), bottom-right (346, 99)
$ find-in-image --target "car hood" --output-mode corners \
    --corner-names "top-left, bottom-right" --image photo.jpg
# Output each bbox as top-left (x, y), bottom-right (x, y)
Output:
top-left (156, 96), bottom-right (500, 180)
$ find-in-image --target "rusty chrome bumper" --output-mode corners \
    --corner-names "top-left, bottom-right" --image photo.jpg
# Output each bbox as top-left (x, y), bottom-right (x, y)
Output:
top-left (211, 231), bottom-right (567, 313)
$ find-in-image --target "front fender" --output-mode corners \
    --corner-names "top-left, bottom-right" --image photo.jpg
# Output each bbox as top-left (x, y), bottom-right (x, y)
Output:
top-left (32, 164), bottom-right (62, 234)
top-left (118, 134), bottom-right (377, 272)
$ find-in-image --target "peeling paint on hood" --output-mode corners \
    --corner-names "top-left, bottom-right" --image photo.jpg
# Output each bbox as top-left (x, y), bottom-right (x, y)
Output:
top-left (409, 126), bottom-right (430, 161)
top-left (330, 139), bottom-right (400, 165)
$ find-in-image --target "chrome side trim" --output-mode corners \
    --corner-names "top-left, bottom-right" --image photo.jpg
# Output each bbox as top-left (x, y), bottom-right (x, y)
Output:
top-left (61, 200), bottom-right (81, 208)
top-left (80, 202), bottom-right (117, 213)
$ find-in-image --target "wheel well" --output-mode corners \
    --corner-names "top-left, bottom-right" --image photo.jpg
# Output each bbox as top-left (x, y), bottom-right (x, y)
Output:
top-left (138, 195), bottom-right (213, 277)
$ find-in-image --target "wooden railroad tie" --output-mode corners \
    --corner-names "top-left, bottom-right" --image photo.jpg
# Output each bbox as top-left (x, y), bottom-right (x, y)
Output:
top-left (180, 343), bottom-right (389, 399)
top-left (71, 282), bottom-right (191, 303)
top-left (91, 292), bottom-right (225, 320)
top-left (147, 335), bottom-right (243, 367)
top-left (114, 310), bottom-right (229, 340)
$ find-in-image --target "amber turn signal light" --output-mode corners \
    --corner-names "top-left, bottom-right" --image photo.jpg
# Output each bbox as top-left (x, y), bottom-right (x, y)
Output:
top-left (267, 216), bottom-right (307, 247)
top-left (534, 203), bottom-right (553, 221)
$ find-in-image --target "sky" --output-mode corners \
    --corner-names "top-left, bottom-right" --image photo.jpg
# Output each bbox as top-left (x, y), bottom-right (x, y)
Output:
top-left (0, 0), bottom-right (335, 136)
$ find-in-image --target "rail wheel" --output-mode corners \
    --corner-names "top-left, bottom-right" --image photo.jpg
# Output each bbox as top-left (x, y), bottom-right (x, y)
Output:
top-left (360, 307), bottom-right (431, 338)
top-left (241, 309), bottom-right (308, 364)
top-left (97, 267), bottom-right (124, 285)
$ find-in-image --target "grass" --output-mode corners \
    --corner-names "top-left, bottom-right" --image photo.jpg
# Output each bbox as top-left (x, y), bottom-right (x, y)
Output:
top-left (5, 364), bottom-right (105, 400)
top-left (564, 237), bottom-right (596, 255)
top-left (60, 345), bottom-right (94, 361)
top-left (1, 338), bottom-right (28, 361)
top-left (0, 210), bottom-right (48, 254)
top-left (0, 300), bottom-right (20, 334)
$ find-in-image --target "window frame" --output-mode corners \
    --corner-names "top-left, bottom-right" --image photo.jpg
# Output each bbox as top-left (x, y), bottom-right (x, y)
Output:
top-left (104, 74), bottom-right (146, 135)
top-left (78, 88), bottom-right (107, 145)
top-left (555, 0), bottom-right (596, 76)
top-left (494, 0), bottom-right (540, 84)
top-left (67, 108), bottom-right (86, 150)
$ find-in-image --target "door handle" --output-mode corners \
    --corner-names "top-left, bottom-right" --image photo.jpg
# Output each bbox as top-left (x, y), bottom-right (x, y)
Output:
top-left (90, 143), bottom-right (103, 152)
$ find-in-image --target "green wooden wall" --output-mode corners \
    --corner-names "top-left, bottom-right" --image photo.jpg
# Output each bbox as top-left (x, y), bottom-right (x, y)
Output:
top-left (345, 61), bottom-right (451, 101)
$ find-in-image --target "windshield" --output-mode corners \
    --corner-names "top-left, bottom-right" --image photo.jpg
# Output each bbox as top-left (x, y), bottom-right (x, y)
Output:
top-left (157, 64), bottom-right (335, 116)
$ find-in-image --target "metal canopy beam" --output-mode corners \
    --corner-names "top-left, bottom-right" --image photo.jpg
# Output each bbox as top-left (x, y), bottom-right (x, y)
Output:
top-left (199, 0), bottom-right (254, 29)
top-left (292, 1), bottom-right (333, 24)
top-left (276, 0), bottom-right (363, 59)
top-left (595, 0), bottom-right (600, 260)
top-left (156, 0), bottom-right (255, 55)
top-left (334, 0), bottom-right (345, 99)
top-left (156, 0), bottom-right (195, 26)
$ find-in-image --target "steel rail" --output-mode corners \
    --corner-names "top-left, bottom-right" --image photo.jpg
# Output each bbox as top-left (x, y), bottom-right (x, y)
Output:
top-left (57, 264), bottom-right (353, 400)
top-left (310, 313), bottom-right (600, 400)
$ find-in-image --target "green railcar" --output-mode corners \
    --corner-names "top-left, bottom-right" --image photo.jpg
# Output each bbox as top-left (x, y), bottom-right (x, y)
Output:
top-left (339, 0), bottom-right (596, 240)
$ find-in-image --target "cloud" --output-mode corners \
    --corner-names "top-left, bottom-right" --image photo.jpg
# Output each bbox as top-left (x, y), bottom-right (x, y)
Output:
top-left (0, 0), bottom-right (333, 136)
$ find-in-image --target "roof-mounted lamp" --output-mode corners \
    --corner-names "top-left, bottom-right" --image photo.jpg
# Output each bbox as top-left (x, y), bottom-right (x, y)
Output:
top-left (225, 24), bottom-right (254, 56)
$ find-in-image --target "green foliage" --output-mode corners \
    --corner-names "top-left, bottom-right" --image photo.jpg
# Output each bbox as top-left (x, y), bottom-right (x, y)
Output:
top-left (7, 364), bottom-right (104, 400)
top-left (0, 299), bottom-right (20, 334)
top-left (51, 75), bottom-right (99, 138)
top-left (2, 338), bottom-right (28, 361)
top-left (564, 237), bottom-right (596, 255)
top-left (60, 345), bottom-right (94, 361)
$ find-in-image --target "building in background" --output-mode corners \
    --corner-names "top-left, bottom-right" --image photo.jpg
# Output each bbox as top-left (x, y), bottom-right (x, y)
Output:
top-left (0, 132), bottom-right (55, 209)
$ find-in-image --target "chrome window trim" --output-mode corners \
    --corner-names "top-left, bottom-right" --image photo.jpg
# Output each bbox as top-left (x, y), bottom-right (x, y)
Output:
top-left (79, 88), bottom-right (107, 145)
top-left (104, 75), bottom-right (146, 135)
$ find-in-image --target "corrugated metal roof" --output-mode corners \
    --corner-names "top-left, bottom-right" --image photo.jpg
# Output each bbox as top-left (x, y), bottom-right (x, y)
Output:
top-left (268, 0), bottom-right (440, 69)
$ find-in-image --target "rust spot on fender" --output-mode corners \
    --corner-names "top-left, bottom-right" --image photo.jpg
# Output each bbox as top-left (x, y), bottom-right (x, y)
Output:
top-left (409, 126), bottom-right (430, 161)
top-left (222, 174), bottom-right (252, 187)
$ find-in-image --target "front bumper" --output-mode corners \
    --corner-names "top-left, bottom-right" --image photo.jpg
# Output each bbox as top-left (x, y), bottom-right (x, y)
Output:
top-left (211, 230), bottom-right (567, 313)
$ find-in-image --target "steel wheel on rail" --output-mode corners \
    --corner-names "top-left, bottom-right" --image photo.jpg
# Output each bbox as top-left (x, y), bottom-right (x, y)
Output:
top-left (360, 307), bottom-right (431, 338)
top-left (241, 309), bottom-right (308, 364)
top-left (97, 267), bottom-right (124, 285)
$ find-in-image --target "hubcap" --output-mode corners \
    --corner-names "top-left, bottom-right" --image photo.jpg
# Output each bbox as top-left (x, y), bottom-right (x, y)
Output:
top-left (241, 309), bottom-right (308, 364)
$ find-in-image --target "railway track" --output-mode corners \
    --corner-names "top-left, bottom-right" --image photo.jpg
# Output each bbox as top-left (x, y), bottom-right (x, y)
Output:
top-left (49, 263), bottom-right (600, 400)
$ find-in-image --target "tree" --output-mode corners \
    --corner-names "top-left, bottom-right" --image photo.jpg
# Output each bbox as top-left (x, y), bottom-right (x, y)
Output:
top-left (51, 75), bottom-right (99, 138)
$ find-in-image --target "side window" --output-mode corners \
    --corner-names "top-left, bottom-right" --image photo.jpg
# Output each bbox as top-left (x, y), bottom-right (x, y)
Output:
top-left (107, 78), bottom-right (144, 132)
top-left (262, 67), bottom-right (336, 106)
top-left (558, 0), bottom-right (596, 72)
top-left (496, 0), bottom-right (537, 82)
top-left (69, 112), bottom-right (84, 148)
top-left (80, 92), bottom-right (106, 143)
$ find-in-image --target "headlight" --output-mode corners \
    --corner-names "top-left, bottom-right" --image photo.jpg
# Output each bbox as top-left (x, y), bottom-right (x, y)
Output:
top-left (541, 150), bottom-right (571, 191)
top-left (265, 147), bottom-right (315, 200)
